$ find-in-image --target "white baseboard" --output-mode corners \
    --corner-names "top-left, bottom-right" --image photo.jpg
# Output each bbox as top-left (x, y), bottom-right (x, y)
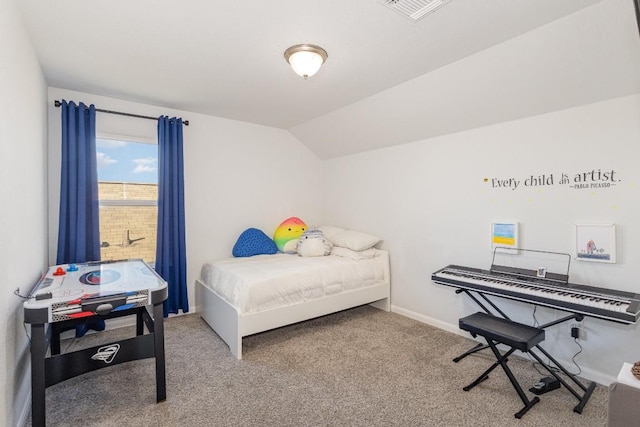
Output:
top-left (16, 391), bottom-right (31, 427)
top-left (391, 305), bottom-right (466, 337)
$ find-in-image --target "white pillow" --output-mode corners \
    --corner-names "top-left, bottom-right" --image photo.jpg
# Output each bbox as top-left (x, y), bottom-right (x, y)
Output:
top-left (318, 225), bottom-right (382, 251)
top-left (331, 246), bottom-right (378, 260)
top-left (317, 225), bottom-right (345, 241)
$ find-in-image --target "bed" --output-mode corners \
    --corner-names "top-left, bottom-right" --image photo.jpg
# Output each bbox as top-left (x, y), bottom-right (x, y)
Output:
top-left (196, 248), bottom-right (390, 359)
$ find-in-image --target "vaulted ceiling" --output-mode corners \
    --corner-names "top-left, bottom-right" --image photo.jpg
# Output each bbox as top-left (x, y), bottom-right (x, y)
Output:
top-left (18, 0), bottom-right (640, 158)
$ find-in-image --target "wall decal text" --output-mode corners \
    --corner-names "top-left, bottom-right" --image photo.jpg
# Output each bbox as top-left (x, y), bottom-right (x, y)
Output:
top-left (485, 169), bottom-right (619, 191)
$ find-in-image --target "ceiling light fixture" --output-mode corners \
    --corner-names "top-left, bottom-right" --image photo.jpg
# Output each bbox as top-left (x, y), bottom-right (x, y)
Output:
top-left (284, 44), bottom-right (328, 79)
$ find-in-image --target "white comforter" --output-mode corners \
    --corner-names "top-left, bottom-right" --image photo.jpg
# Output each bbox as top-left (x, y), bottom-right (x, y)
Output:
top-left (200, 250), bottom-right (389, 315)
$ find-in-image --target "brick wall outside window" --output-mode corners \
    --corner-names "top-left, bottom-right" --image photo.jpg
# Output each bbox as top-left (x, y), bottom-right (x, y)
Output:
top-left (98, 182), bottom-right (157, 264)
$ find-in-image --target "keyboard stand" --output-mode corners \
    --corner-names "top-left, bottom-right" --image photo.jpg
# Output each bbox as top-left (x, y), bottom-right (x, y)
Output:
top-left (451, 289), bottom-right (501, 362)
top-left (453, 288), bottom-right (597, 414)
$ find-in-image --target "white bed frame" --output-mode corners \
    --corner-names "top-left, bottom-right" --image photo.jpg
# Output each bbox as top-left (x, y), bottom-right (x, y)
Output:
top-left (196, 263), bottom-right (390, 359)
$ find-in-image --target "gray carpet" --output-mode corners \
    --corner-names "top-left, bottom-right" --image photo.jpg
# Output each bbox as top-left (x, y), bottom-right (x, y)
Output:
top-left (28, 306), bottom-right (608, 426)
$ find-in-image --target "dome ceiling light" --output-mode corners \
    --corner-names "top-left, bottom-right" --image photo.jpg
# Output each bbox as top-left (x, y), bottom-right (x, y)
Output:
top-left (284, 44), bottom-right (328, 79)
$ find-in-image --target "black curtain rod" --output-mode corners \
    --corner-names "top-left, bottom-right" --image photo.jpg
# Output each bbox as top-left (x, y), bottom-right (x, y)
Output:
top-left (54, 100), bottom-right (189, 126)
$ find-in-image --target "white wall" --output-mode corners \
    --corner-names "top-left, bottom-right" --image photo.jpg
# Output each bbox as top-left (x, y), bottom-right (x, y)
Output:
top-left (323, 94), bottom-right (640, 385)
top-left (0, 0), bottom-right (49, 425)
top-left (47, 87), bottom-right (325, 315)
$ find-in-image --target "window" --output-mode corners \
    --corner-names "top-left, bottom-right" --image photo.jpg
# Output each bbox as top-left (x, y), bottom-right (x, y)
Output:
top-left (96, 135), bottom-right (158, 265)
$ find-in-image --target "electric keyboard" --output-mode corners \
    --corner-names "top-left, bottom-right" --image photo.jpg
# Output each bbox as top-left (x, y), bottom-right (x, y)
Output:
top-left (432, 265), bottom-right (640, 324)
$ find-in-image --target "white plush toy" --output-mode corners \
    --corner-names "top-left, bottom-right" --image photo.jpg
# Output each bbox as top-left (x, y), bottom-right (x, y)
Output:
top-left (296, 228), bottom-right (332, 257)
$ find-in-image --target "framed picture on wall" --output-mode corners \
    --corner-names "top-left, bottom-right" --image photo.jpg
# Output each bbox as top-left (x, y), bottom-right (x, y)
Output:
top-left (574, 223), bottom-right (616, 263)
top-left (491, 222), bottom-right (519, 252)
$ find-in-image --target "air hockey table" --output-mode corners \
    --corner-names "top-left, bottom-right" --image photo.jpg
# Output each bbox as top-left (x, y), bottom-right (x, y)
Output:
top-left (23, 259), bottom-right (168, 427)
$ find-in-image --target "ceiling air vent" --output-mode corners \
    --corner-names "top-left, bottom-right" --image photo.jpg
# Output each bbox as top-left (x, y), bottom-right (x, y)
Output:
top-left (379, 0), bottom-right (451, 22)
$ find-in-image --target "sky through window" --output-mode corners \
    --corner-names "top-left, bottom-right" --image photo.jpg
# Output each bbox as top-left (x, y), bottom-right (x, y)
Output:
top-left (96, 138), bottom-right (158, 184)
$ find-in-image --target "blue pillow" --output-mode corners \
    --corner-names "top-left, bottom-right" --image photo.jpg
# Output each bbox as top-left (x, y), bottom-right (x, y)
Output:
top-left (232, 228), bottom-right (278, 257)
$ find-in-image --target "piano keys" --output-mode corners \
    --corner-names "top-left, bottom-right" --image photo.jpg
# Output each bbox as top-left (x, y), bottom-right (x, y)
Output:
top-left (432, 265), bottom-right (640, 324)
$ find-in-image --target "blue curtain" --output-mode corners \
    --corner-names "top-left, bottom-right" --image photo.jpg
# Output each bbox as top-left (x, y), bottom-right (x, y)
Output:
top-left (155, 116), bottom-right (189, 316)
top-left (56, 100), bottom-right (101, 265)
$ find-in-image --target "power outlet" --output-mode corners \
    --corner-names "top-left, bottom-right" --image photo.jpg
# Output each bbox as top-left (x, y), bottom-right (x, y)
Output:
top-left (570, 322), bottom-right (584, 340)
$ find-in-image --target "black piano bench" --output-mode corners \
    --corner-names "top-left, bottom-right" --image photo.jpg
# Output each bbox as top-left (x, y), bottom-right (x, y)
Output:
top-left (458, 312), bottom-right (546, 419)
